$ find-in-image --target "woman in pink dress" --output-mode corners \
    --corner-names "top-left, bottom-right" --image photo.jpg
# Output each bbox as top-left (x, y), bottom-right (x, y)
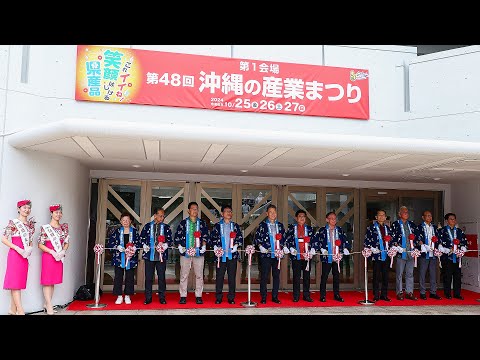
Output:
top-left (38, 204), bottom-right (69, 315)
top-left (2, 199), bottom-right (35, 315)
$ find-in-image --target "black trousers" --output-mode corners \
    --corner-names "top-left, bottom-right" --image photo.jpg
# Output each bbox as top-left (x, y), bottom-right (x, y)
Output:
top-left (442, 258), bottom-right (462, 297)
top-left (215, 258), bottom-right (237, 301)
top-left (113, 266), bottom-right (135, 296)
top-left (372, 259), bottom-right (389, 297)
top-left (260, 256), bottom-right (280, 300)
top-left (291, 259), bottom-right (311, 299)
top-left (144, 259), bottom-right (167, 301)
top-left (320, 262), bottom-right (340, 298)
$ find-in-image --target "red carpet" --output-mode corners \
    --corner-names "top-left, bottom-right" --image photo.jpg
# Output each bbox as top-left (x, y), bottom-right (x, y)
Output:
top-left (67, 289), bottom-right (480, 311)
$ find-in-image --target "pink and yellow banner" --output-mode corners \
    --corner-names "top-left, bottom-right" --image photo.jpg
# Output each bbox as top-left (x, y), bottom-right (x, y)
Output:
top-left (75, 45), bottom-right (370, 120)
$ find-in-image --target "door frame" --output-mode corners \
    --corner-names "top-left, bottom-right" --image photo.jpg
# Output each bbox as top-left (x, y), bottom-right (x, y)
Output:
top-left (359, 188), bottom-right (443, 290)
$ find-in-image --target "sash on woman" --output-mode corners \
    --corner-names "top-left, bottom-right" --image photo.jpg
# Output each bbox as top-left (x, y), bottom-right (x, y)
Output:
top-left (119, 227), bottom-right (134, 269)
top-left (12, 218), bottom-right (30, 249)
top-left (42, 224), bottom-right (64, 263)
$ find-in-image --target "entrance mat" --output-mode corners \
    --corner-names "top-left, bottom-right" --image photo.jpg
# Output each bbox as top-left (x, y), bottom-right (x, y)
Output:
top-left (66, 289), bottom-right (480, 311)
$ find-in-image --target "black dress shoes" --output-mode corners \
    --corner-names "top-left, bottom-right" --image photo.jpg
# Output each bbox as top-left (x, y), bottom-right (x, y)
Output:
top-left (379, 296), bottom-right (391, 302)
top-left (454, 295), bottom-right (464, 300)
top-left (293, 298), bottom-right (299, 302)
top-left (429, 293), bottom-right (442, 300)
top-left (445, 294), bottom-right (452, 299)
top-left (159, 298), bottom-right (167, 304)
top-left (196, 297), bottom-right (203, 304)
top-left (144, 298), bottom-right (152, 305)
top-left (303, 296), bottom-right (314, 303)
top-left (320, 296), bottom-right (326, 302)
top-left (215, 299), bottom-right (222, 304)
top-left (272, 298), bottom-right (281, 304)
top-left (420, 293), bottom-right (427, 300)
top-left (228, 299), bottom-right (235, 304)
top-left (405, 292), bottom-right (417, 301)
top-left (334, 295), bottom-right (344, 302)
top-left (372, 296), bottom-right (380, 302)
top-left (260, 298), bottom-right (267, 304)
top-left (179, 297), bottom-right (187, 304)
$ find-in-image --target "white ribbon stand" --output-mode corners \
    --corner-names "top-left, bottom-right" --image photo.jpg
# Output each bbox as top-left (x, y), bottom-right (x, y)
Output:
top-left (86, 244), bottom-right (107, 309)
top-left (241, 242), bottom-right (257, 308)
top-left (358, 249), bottom-right (375, 305)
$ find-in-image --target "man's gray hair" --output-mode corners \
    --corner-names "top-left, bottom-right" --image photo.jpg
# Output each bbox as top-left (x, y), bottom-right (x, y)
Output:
top-left (398, 206), bottom-right (408, 215)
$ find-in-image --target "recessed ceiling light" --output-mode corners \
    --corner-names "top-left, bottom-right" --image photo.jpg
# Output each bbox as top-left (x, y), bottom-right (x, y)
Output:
top-left (132, 164), bottom-right (141, 168)
top-left (342, 174), bottom-right (350, 177)
top-left (377, 191), bottom-right (388, 195)
top-left (240, 170), bottom-right (248, 173)
top-left (433, 177), bottom-right (441, 180)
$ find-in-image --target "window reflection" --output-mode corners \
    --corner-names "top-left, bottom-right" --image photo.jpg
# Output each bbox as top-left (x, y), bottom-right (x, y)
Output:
top-left (240, 188), bottom-right (271, 285)
top-left (103, 185), bottom-right (141, 287)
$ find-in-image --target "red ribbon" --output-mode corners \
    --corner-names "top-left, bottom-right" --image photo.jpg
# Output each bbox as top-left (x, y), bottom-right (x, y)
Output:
top-left (384, 235), bottom-right (391, 250)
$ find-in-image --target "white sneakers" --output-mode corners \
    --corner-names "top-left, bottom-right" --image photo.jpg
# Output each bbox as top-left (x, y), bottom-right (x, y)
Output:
top-left (115, 295), bottom-right (132, 304)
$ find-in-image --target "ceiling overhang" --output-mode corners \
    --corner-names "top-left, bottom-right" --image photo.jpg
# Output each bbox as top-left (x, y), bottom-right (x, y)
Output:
top-left (8, 118), bottom-right (480, 183)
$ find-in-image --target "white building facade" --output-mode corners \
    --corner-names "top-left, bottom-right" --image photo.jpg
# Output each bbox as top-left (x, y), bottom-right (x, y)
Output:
top-left (1, 45), bottom-right (479, 313)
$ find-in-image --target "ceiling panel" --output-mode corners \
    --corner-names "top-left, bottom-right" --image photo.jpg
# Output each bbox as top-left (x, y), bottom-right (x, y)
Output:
top-left (443, 160), bottom-right (480, 170)
top-left (215, 145), bottom-right (274, 165)
top-left (319, 151), bottom-right (398, 170)
top-left (81, 158), bottom-right (155, 171)
top-left (161, 141), bottom-right (211, 162)
top-left (90, 137), bottom-right (145, 160)
top-left (19, 133), bottom-right (480, 184)
top-left (28, 138), bottom-right (90, 159)
top-left (267, 148), bottom-right (337, 167)
top-left (368, 154), bottom-right (456, 171)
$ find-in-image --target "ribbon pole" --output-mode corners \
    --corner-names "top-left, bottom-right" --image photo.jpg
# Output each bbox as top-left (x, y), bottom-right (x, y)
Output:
top-left (241, 246), bottom-right (257, 308)
top-left (358, 249), bottom-right (374, 305)
top-left (86, 245), bottom-right (107, 309)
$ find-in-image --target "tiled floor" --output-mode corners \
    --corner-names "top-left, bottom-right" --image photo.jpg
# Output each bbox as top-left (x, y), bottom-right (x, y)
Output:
top-left (32, 303), bottom-right (480, 315)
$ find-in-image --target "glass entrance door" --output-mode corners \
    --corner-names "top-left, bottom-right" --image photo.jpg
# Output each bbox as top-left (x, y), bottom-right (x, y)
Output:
top-left (149, 181), bottom-right (189, 291)
top-left (360, 189), bottom-right (443, 292)
top-left (195, 183), bottom-right (233, 291)
top-left (97, 179), bottom-right (145, 292)
top-left (237, 185), bottom-right (277, 290)
top-left (284, 187), bottom-right (321, 290)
